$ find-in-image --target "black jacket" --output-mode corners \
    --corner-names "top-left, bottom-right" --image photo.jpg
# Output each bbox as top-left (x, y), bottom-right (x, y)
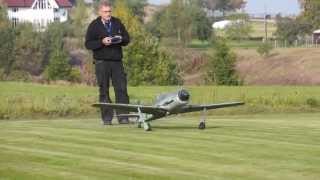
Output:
top-left (85, 16), bottom-right (130, 61)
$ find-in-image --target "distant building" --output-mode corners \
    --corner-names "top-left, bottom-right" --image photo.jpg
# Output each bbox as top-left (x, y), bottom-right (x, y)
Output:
top-left (212, 20), bottom-right (232, 29)
top-left (3, 0), bottom-right (72, 30)
top-left (313, 29), bottom-right (320, 44)
top-left (212, 20), bottom-right (247, 30)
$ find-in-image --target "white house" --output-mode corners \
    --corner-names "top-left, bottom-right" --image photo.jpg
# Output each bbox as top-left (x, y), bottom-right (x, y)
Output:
top-left (3, 0), bottom-right (72, 30)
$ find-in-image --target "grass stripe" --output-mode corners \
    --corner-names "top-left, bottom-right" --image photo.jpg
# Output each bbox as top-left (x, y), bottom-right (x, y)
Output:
top-left (1, 114), bottom-right (319, 179)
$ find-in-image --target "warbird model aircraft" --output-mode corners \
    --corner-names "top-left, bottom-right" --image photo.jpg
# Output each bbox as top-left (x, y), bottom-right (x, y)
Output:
top-left (93, 89), bottom-right (244, 131)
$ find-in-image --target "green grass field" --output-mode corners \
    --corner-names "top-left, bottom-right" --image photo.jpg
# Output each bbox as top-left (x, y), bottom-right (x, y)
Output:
top-left (1, 82), bottom-right (320, 119)
top-left (0, 113), bottom-right (319, 180)
top-left (250, 21), bottom-right (276, 38)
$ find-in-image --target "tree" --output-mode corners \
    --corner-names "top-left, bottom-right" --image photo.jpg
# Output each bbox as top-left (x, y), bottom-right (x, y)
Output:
top-left (0, 2), bottom-right (9, 29)
top-left (0, 28), bottom-right (15, 78)
top-left (0, 3), bottom-right (14, 79)
top-left (206, 39), bottom-right (240, 85)
top-left (216, 0), bottom-right (232, 16)
top-left (202, 0), bottom-right (246, 16)
top-left (113, 0), bottom-right (181, 85)
top-left (124, 0), bottom-right (147, 21)
top-left (45, 49), bottom-right (71, 81)
top-left (225, 13), bottom-right (252, 41)
top-left (69, 0), bottom-right (89, 47)
top-left (191, 3), bottom-right (212, 42)
top-left (145, 9), bottom-right (163, 38)
top-left (158, 0), bottom-right (194, 45)
top-left (148, 0), bottom-right (213, 43)
top-left (299, 0), bottom-right (320, 30)
top-left (42, 22), bottom-right (72, 81)
top-left (107, 0), bottom-right (147, 21)
top-left (0, 22), bottom-right (44, 79)
top-left (275, 15), bottom-right (312, 45)
top-left (14, 23), bottom-right (47, 75)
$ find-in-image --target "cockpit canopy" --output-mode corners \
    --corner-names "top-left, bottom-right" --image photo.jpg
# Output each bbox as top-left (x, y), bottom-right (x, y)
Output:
top-left (178, 89), bottom-right (190, 101)
top-left (155, 89), bottom-right (190, 106)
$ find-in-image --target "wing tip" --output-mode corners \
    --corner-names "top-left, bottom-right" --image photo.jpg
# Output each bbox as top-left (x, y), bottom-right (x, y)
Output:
top-left (92, 103), bottom-right (105, 107)
top-left (228, 102), bottom-right (245, 106)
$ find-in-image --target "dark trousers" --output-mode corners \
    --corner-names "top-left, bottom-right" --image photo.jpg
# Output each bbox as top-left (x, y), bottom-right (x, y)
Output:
top-left (95, 60), bottom-right (129, 122)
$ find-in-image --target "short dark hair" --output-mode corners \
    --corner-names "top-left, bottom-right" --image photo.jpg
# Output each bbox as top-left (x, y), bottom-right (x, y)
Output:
top-left (98, 0), bottom-right (112, 9)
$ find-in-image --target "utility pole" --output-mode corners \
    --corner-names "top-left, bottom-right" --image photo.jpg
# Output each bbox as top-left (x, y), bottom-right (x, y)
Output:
top-left (264, 4), bottom-right (268, 42)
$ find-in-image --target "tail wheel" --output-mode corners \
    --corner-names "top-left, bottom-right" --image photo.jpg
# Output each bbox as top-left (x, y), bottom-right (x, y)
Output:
top-left (144, 122), bottom-right (152, 131)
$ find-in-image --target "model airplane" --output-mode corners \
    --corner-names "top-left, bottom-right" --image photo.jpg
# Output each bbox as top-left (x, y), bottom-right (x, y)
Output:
top-left (93, 89), bottom-right (244, 131)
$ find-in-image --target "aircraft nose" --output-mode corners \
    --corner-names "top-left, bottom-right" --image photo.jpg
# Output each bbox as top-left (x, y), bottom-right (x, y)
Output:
top-left (178, 89), bottom-right (190, 101)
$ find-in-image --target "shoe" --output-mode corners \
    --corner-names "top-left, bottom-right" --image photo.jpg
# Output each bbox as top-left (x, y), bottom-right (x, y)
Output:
top-left (103, 121), bottom-right (112, 125)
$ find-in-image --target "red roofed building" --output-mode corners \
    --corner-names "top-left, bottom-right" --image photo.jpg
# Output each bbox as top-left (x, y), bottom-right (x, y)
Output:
top-left (3, 0), bottom-right (72, 30)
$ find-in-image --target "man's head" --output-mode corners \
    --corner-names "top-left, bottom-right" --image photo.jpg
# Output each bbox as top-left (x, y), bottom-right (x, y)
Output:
top-left (98, 0), bottom-right (112, 21)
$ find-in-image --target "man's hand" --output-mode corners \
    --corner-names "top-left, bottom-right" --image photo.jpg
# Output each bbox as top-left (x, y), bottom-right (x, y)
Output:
top-left (102, 37), bottom-right (112, 46)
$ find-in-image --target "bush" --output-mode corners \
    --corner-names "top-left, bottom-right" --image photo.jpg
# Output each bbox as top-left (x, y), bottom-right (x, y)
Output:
top-left (206, 40), bottom-right (241, 85)
top-left (45, 50), bottom-right (71, 81)
top-left (257, 42), bottom-right (273, 57)
top-left (68, 67), bottom-right (82, 83)
top-left (306, 98), bottom-right (318, 108)
top-left (5, 71), bottom-right (32, 82)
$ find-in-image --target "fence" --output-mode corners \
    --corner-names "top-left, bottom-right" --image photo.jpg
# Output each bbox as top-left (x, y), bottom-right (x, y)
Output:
top-left (272, 36), bottom-right (320, 48)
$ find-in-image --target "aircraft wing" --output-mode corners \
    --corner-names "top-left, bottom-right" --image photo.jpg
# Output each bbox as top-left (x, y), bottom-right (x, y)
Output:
top-left (92, 103), bottom-right (167, 116)
top-left (179, 102), bottom-right (244, 113)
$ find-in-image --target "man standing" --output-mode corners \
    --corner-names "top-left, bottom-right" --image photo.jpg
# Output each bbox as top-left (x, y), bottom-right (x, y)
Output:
top-left (85, 0), bottom-right (130, 125)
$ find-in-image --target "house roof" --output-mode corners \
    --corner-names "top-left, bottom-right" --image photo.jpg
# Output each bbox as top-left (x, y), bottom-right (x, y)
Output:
top-left (55, 0), bottom-right (72, 7)
top-left (3, 0), bottom-right (34, 7)
top-left (313, 29), bottom-right (320, 34)
top-left (3, 0), bottom-right (72, 8)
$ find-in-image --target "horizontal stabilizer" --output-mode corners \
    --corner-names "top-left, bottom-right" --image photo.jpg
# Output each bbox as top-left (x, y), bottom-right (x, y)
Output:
top-left (92, 103), bottom-right (167, 116)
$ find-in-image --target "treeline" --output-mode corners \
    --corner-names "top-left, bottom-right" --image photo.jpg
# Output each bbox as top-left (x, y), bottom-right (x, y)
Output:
top-left (146, 0), bottom-right (247, 44)
top-left (0, 0), bottom-right (249, 86)
top-left (275, 0), bottom-right (320, 45)
top-left (122, 0), bottom-right (245, 85)
top-left (0, 0), bottom-right (181, 86)
top-left (0, 3), bottom-right (88, 83)
top-left (0, 15), bottom-right (75, 82)
top-left (144, 0), bottom-right (246, 85)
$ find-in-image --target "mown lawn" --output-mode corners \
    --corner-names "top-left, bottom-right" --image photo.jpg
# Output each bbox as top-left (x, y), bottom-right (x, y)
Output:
top-left (0, 113), bottom-right (319, 180)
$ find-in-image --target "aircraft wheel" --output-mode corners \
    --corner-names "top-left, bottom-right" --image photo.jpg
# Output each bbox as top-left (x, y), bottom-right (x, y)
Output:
top-left (198, 122), bottom-right (206, 130)
top-left (137, 122), bottom-right (142, 128)
top-left (144, 122), bottom-right (152, 131)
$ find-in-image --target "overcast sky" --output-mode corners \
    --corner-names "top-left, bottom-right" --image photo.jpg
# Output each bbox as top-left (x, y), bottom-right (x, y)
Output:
top-left (148, 0), bottom-right (301, 15)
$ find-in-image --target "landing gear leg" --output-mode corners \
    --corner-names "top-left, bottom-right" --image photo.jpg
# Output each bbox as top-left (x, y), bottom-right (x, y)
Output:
top-left (198, 108), bottom-right (206, 130)
top-left (137, 107), bottom-right (143, 129)
top-left (137, 107), bottom-right (152, 131)
top-left (143, 122), bottom-right (152, 131)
